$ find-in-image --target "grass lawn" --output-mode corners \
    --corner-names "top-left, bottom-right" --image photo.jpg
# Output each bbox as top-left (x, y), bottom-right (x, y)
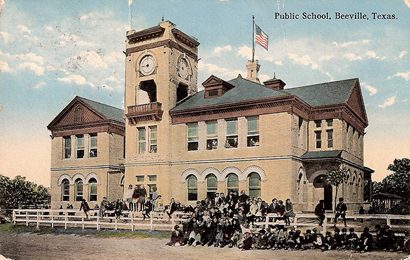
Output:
top-left (0, 223), bottom-right (171, 239)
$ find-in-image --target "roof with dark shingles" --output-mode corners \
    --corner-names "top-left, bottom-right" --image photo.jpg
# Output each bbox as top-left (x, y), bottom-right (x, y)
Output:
top-left (78, 96), bottom-right (124, 122)
top-left (172, 76), bottom-right (358, 111)
top-left (172, 76), bottom-right (288, 111)
top-left (301, 150), bottom-right (343, 159)
top-left (281, 78), bottom-right (358, 107)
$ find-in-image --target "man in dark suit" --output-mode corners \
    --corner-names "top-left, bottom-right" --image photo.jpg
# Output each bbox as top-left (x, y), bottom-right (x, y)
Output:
top-left (334, 197), bottom-right (347, 227)
top-left (315, 200), bottom-right (326, 226)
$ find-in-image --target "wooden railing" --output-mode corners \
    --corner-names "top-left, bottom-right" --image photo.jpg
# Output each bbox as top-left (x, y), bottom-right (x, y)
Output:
top-left (12, 209), bottom-right (410, 233)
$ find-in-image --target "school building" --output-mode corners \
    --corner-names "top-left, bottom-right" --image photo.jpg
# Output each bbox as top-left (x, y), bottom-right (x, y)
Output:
top-left (48, 20), bottom-right (373, 211)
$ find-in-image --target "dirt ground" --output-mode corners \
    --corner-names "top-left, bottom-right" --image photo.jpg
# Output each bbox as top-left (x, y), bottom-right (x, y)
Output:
top-left (0, 233), bottom-right (408, 260)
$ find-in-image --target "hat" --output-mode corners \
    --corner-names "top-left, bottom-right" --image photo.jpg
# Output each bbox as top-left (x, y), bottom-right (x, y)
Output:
top-left (339, 197), bottom-right (344, 201)
top-left (174, 225), bottom-right (180, 230)
top-left (349, 228), bottom-right (354, 232)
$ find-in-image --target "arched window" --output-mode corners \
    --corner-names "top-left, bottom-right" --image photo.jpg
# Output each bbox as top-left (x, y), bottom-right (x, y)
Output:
top-left (88, 178), bottom-right (98, 201)
top-left (248, 172), bottom-right (261, 198)
top-left (187, 175), bottom-right (198, 201)
top-left (226, 173), bottom-right (239, 193)
top-left (61, 179), bottom-right (70, 201)
top-left (75, 178), bottom-right (83, 201)
top-left (313, 175), bottom-right (327, 188)
top-left (206, 174), bottom-right (218, 199)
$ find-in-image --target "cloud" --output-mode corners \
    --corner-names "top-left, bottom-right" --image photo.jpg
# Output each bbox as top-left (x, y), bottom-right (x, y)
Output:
top-left (288, 53), bottom-right (319, 70)
top-left (343, 53), bottom-right (362, 61)
top-left (391, 70), bottom-right (410, 81)
top-left (365, 50), bottom-right (385, 60)
top-left (333, 39), bottom-right (370, 48)
top-left (213, 45), bottom-right (232, 55)
top-left (0, 31), bottom-right (13, 43)
top-left (103, 51), bottom-right (122, 64)
top-left (15, 52), bottom-right (44, 65)
top-left (16, 62), bottom-right (44, 75)
top-left (75, 51), bottom-right (108, 69)
top-left (0, 0), bottom-right (4, 14)
top-left (33, 81), bottom-right (46, 89)
top-left (399, 51), bottom-right (408, 59)
top-left (378, 96), bottom-right (396, 108)
top-left (58, 74), bottom-right (93, 86)
top-left (362, 82), bottom-right (378, 96)
top-left (404, 0), bottom-right (410, 8)
top-left (198, 60), bottom-right (242, 79)
top-left (237, 45), bottom-right (252, 59)
top-left (17, 25), bottom-right (31, 34)
top-left (0, 60), bottom-right (12, 72)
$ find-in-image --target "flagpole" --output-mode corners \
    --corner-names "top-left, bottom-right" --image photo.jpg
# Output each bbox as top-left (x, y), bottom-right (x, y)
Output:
top-left (128, 0), bottom-right (133, 30)
top-left (252, 15), bottom-right (255, 63)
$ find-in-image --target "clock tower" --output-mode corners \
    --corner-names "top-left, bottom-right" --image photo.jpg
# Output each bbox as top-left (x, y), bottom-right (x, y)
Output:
top-left (123, 20), bottom-right (199, 197)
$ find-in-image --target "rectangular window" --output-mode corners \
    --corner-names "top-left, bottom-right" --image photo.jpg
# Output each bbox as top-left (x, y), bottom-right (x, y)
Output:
top-left (149, 126), bottom-right (157, 153)
top-left (89, 133), bottom-right (97, 157)
top-left (326, 119), bottom-right (333, 127)
top-left (206, 121), bottom-right (218, 150)
top-left (89, 183), bottom-right (97, 201)
top-left (247, 116), bottom-right (259, 147)
top-left (148, 175), bottom-right (157, 182)
top-left (327, 130), bottom-right (333, 148)
top-left (315, 120), bottom-right (321, 128)
top-left (63, 136), bottom-right (71, 159)
top-left (136, 175), bottom-right (144, 183)
top-left (187, 123), bottom-right (198, 151)
top-left (225, 119), bottom-right (238, 148)
top-left (76, 135), bottom-right (84, 158)
top-left (315, 131), bottom-right (322, 149)
top-left (137, 127), bottom-right (146, 154)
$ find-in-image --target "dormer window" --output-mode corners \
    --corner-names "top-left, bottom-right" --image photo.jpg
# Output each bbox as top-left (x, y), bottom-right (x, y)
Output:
top-left (202, 75), bottom-right (234, 98)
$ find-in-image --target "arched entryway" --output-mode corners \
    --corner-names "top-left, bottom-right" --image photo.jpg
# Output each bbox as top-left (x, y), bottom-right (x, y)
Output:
top-left (313, 174), bottom-right (333, 210)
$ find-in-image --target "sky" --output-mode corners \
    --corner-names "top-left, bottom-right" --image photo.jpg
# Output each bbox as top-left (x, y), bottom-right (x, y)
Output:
top-left (0, 0), bottom-right (409, 187)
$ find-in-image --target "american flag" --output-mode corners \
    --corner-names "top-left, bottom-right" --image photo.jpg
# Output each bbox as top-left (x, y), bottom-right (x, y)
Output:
top-left (255, 24), bottom-right (268, 51)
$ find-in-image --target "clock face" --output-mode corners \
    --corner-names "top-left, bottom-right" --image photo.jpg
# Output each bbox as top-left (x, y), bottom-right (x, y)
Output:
top-left (139, 55), bottom-right (155, 76)
top-left (177, 57), bottom-right (190, 79)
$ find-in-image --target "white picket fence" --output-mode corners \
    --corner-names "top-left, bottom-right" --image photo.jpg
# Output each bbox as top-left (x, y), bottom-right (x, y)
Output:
top-left (12, 209), bottom-right (410, 233)
top-left (12, 209), bottom-right (189, 231)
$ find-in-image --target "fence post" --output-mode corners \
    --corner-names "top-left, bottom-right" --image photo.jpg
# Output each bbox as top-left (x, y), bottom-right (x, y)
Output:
top-left (12, 210), bottom-right (16, 225)
top-left (64, 210), bottom-right (68, 230)
top-left (26, 211), bottom-right (29, 226)
top-left (323, 215), bottom-right (327, 233)
top-left (82, 216), bottom-right (84, 230)
top-left (150, 212), bottom-right (153, 231)
top-left (293, 216), bottom-right (298, 229)
top-left (115, 218), bottom-right (118, 230)
top-left (96, 215), bottom-right (100, 231)
top-left (386, 215), bottom-right (391, 226)
top-left (36, 210), bottom-right (40, 229)
top-left (131, 212), bottom-right (134, 231)
top-left (51, 215), bottom-right (54, 228)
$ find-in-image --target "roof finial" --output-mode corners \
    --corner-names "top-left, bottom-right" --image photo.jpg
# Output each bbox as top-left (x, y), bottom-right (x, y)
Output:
top-left (273, 72), bottom-right (276, 79)
top-left (161, 16), bottom-right (164, 22)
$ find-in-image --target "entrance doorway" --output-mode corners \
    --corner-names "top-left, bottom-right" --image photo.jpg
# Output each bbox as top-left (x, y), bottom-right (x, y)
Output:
top-left (324, 184), bottom-right (333, 210)
top-left (313, 174), bottom-right (333, 210)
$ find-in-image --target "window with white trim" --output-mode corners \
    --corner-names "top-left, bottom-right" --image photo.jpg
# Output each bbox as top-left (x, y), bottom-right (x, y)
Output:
top-left (61, 179), bottom-right (70, 201)
top-left (247, 116), bottom-right (259, 147)
top-left (225, 119), bottom-right (238, 148)
top-left (75, 178), bottom-right (83, 201)
top-left (226, 173), bottom-right (239, 192)
top-left (206, 121), bottom-right (218, 150)
top-left (187, 175), bottom-right (198, 201)
top-left (327, 130), bottom-right (333, 148)
top-left (149, 126), bottom-right (157, 153)
top-left (63, 136), bottom-right (71, 159)
top-left (206, 174), bottom-right (218, 199)
top-left (187, 123), bottom-right (198, 151)
top-left (137, 127), bottom-right (146, 154)
top-left (76, 135), bottom-right (84, 158)
top-left (89, 133), bottom-right (97, 157)
top-left (248, 172), bottom-right (261, 198)
top-left (315, 131), bottom-right (322, 149)
top-left (88, 178), bottom-right (97, 201)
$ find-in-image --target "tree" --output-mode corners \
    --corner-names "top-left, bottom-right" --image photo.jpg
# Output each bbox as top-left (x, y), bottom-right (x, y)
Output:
top-left (372, 158), bottom-right (410, 199)
top-left (0, 175), bottom-right (50, 215)
top-left (327, 166), bottom-right (348, 212)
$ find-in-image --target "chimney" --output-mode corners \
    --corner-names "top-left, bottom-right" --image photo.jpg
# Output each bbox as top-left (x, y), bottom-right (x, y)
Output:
top-left (263, 75), bottom-right (286, 90)
top-left (246, 60), bottom-right (260, 83)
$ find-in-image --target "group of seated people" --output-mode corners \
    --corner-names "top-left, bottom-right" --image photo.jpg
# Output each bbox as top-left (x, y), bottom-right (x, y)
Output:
top-left (166, 191), bottom-right (410, 252)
